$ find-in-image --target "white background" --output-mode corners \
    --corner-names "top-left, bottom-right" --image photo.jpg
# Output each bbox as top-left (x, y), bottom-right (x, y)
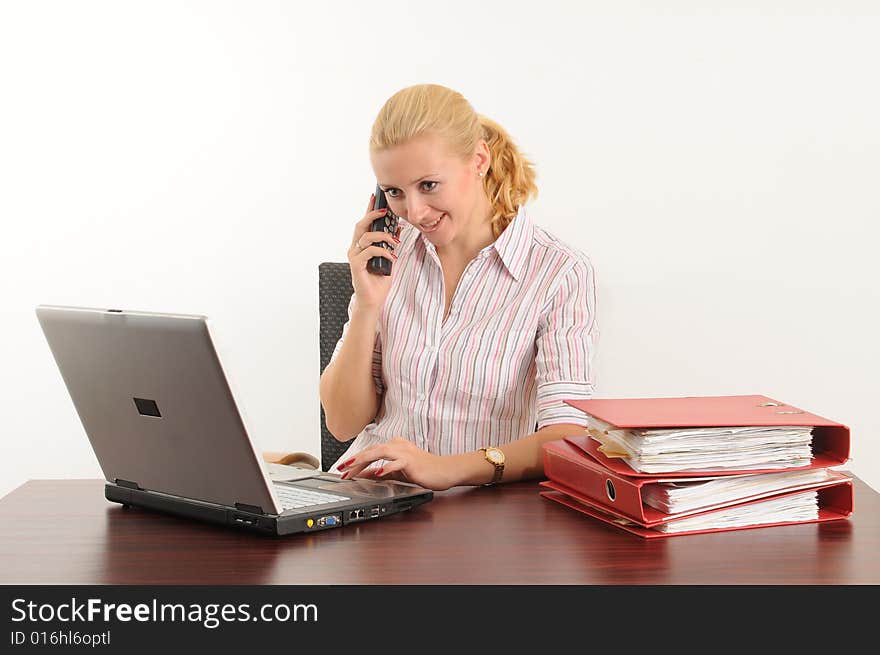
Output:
top-left (1, 1), bottom-right (877, 499)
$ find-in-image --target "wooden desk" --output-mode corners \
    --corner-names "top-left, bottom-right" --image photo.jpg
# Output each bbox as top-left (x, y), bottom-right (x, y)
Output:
top-left (1, 476), bottom-right (877, 584)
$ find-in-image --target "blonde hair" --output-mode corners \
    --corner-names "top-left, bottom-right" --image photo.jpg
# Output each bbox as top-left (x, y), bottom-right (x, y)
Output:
top-left (369, 84), bottom-right (538, 239)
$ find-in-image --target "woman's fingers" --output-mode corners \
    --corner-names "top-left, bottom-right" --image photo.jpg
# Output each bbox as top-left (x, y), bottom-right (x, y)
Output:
top-left (376, 460), bottom-right (406, 477)
top-left (351, 230), bottom-right (398, 253)
top-left (351, 208), bottom-right (389, 245)
top-left (340, 459), bottom-right (374, 479)
top-left (337, 438), bottom-right (416, 479)
top-left (341, 465), bottom-right (380, 480)
top-left (351, 245), bottom-right (397, 267)
top-left (370, 468), bottom-right (407, 483)
top-left (339, 444), bottom-right (396, 479)
top-left (340, 458), bottom-right (380, 480)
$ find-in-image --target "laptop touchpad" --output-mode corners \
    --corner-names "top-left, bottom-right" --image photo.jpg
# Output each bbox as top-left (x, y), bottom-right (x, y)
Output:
top-left (314, 479), bottom-right (418, 498)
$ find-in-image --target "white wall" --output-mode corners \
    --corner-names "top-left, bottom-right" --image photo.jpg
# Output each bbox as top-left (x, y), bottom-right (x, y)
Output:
top-left (1, 1), bottom-right (877, 498)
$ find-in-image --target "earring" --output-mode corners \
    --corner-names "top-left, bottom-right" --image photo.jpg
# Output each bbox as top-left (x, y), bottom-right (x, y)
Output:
top-left (478, 171), bottom-right (484, 177)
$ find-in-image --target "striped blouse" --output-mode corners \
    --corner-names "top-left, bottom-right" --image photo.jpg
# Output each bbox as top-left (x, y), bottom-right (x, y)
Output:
top-left (326, 204), bottom-right (599, 473)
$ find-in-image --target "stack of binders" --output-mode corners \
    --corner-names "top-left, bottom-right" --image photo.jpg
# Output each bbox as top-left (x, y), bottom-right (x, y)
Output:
top-left (540, 394), bottom-right (852, 538)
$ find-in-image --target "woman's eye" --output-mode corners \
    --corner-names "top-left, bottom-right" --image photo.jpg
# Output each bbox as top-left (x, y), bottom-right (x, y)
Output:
top-left (385, 181), bottom-right (437, 198)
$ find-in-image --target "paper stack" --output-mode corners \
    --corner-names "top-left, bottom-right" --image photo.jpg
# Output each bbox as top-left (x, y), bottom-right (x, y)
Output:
top-left (539, 395), bottom-right (853, 538)
top-left (585, 416), bottom-right (814, 473)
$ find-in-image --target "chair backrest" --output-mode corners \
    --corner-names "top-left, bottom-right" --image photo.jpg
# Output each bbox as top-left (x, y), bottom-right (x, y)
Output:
top-left (318, 262), bottom-right (356, 470)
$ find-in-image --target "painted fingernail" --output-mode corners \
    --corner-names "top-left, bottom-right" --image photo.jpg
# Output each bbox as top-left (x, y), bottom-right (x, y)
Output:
top-left (340, 471), bottom-right (349, 480)
top-left (339, 458), bottom-right (354, 469)
top-left (376, 468), bottom-right (384, 476)
top-left (392, 236), bottom-right (400, 243)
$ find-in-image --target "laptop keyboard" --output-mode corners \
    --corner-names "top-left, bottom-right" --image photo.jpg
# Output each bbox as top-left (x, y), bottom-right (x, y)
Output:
top-left (273, 483), bottom-right (350, 511)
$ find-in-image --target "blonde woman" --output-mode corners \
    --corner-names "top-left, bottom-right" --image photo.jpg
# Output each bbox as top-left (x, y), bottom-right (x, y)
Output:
top-left (319, 84), bottom-right (598, 491)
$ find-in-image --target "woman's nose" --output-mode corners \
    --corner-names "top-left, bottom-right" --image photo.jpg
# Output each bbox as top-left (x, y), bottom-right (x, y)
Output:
top-left (406, 199), bottom-right (430, 222)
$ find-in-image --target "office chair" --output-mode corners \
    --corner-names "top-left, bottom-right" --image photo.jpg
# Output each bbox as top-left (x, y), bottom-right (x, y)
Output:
top-left (316, 261), bottom-right (358, 470)
top-left (263, 262), bottom-right (354, 471)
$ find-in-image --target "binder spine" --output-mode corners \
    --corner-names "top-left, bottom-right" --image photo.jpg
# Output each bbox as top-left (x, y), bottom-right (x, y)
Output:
top-left (544, 445), bottom-right (645, 521)
top-left (811, 424), bottom-right (851, 465)
top-left (817, 480), bottom-right (854, 517)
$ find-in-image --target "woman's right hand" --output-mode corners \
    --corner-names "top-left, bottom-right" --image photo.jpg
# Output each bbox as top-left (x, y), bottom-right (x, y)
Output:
top-left (347, 193), bottom-right (400, 313)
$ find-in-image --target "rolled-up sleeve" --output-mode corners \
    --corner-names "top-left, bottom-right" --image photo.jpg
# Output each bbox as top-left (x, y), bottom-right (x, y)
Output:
top-left (534, 255), bottom-right (599, 428)
top-left (328, 294), bottom-right (385, 395)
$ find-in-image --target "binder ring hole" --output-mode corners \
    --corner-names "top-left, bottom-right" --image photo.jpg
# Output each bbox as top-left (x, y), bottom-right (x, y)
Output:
top-left (758, 402), bottom-right (783, 407)
top-left (605, 479), bottom-right (616, 502)
top-left (775, 410), bottom-right (805, 414)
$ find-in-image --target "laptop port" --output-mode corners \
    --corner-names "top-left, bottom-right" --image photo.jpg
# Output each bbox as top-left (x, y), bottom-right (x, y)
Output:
top-left (369, 505), bottom-right (381, 518)
top-left (317, 515), bottom-right (341, 527)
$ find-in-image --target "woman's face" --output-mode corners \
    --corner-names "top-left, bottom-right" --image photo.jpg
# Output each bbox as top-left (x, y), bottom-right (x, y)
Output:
top-left (371, 132), bottom-right (489, 251)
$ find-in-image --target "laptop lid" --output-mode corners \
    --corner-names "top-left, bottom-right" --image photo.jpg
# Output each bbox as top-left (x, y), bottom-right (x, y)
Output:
top-left (36, 304), bottom-right (285, 515)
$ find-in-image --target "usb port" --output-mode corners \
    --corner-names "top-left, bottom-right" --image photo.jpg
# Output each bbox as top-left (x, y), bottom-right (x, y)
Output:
top-left (369, 505), bottom-right (380, 518)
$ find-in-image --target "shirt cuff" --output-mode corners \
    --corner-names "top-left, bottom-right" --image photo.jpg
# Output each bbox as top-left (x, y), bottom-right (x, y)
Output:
top-left (536, 381), bottom-right (595, 429)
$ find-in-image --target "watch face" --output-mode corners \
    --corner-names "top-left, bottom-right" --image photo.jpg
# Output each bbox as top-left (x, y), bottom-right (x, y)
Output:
top-left (487, 449), bottom-right (504, 464)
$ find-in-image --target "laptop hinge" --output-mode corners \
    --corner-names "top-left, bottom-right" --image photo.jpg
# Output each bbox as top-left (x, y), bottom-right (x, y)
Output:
top-left (115, 479), bottom-right (140, 490)
top-left (234, 502), bottom-right (265, 515)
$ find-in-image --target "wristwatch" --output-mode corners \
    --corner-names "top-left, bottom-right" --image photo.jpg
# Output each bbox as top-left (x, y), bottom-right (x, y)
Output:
top-left (478, 447), bottom-right (505, 485)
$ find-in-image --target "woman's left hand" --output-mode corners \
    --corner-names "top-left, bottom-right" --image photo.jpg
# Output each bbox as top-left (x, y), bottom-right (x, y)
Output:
top-left (336, 437), bottom-right (458, 491)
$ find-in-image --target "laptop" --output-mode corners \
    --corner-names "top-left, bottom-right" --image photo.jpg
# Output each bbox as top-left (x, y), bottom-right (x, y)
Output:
top-left (35, 304), bottom-right (433, 536)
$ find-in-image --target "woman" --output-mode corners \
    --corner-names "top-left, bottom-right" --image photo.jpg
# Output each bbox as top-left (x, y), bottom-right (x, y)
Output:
top-left (319, 84), bottom-right (598, 491)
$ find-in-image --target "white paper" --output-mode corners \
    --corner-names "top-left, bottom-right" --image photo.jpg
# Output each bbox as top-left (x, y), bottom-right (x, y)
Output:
top-left (656, 490), bottom-right (819, 533)
top-left (642, 469), bottom-right (834, 514)
top-left (585, 414), bottom-right (815, 473)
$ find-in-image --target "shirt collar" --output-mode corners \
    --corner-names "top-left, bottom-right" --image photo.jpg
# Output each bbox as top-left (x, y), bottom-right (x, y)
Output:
top-left (416, 205), bottom-right (533, 282)
top-left (487, 205), bottom-right (533, 282)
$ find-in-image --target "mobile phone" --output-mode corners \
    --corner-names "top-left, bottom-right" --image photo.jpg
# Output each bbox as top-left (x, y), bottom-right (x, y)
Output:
top-left (368, 184), bottom-right (399, 276)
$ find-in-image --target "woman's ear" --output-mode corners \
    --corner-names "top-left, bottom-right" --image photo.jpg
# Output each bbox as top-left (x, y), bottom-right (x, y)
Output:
top-left (474, 139), bottom-right (491, 175)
